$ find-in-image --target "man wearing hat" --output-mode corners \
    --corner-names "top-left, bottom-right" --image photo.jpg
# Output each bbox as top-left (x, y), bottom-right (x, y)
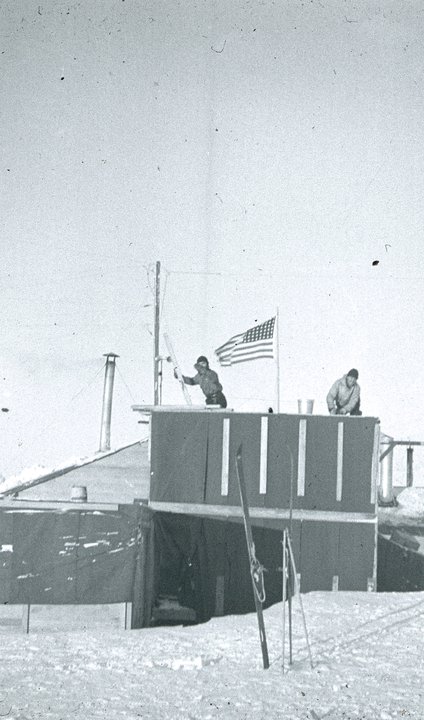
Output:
top-left (326, 369), bottom-right (362, 416)
top-left (175, 356), bottom-right (227, 408)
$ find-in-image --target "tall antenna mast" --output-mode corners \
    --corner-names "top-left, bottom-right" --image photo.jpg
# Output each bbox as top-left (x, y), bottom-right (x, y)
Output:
top-left (153, 260), bottom-right (161, 405)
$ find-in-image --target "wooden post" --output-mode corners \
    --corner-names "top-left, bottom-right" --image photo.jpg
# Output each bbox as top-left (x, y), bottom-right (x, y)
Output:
top-left (406, 447), bottom-right (414, 487)
top-left (22, 604), bottom-right (30, 634)
top-left (286, 533), bottom-right (314, 669)
top-left (131, 505), bottom-right (154, 629)
top-left (288, 550), bottom-right (293, 665)
top-left (143, 519), bottom-right (155, 627)
top-left (131, 526), bottom-right (146, 629)
top-left (214, 533), bottom-right (226, 616)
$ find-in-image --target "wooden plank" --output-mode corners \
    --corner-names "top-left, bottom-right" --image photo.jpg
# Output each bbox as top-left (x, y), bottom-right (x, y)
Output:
top-left (148, 501), bottom-right (377, 524)
top-left (149, 412), bottom-right (209, 503)
top-left (370, 423), bottom-right (380, 506)
top-left (300, 522), bottom-right (340, 592)
top-left (215, 575), bottom-right (225, 616)
top-left (336, 422), bottom-right (344, 502)
top-left (221, 418), bottom-right (230, 497)
top-left (338, 523), bottom-right (376, 591)
top-left (302, 418), bottom-right (338, 511)
top-left (340, 419), bottom-right (378, 513)
top-left (259, 416), bottom-right (268, 495)
top-left (131, 519), bottom-right (147, 629)
top-left (265, 415), bottom-right (299, 509)
top-left (226, 415), bottom-right (262, 508)
top-left (141, 520), bottom-right (155, 627)
top-left (297, 420), bottom-right (307, 497)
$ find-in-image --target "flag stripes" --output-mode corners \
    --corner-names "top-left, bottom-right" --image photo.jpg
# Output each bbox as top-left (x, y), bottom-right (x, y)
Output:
top-left (215, 317), bottom-right (276, 366)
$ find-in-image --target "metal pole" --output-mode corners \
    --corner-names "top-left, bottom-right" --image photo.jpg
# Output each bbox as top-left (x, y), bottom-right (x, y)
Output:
top-left (158, 357), bottom-right (163, 405)
top-left (379, 433), bottom-right (394, 504)
top-left (275, 308), bottom-right (280, 412)
top-left (288, 559), bottom-right (293, 665)
top-left (282, 531), bottom-right (287, 672)
top-left (99, 353), bottom-right (119, 452)
top-left (154, 261), bottom-right (161, 406)
top-left (406, 447), bottom-right (414, 488)
top-left (286, 533), bottom-right (314, 669)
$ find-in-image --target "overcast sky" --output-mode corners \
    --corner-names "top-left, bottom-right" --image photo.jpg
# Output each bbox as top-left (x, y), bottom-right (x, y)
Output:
top-left (1, 0), bottom-right (424, 477)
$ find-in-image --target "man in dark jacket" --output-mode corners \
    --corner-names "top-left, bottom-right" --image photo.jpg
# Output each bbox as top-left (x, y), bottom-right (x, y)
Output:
top-left (175, 356), bottom-right (227, 408)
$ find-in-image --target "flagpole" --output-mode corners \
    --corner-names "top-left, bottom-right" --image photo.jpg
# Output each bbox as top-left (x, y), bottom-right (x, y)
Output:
top-left (275, 307), bottom-right (280, 412)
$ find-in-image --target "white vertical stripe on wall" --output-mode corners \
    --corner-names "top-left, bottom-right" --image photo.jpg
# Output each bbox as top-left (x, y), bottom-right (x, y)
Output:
top-left (297, 419), bottom-right (307, 496)
top-left (259, 416), bottom-right (268, 495)
top-left (332, 575), bottom-right (339, 592)
top-left (370, 423), bottom-right (380, 505)
top-left (336, 422), bottom-right (344, 502)
top-left (221, 417), bottom-right (230, 496)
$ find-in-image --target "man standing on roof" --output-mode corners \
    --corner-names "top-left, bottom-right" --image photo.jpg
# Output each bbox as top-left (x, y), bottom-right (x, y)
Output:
top-left (175, 356), bottom-right (227, 408)
top-left (327, 368), bottom-right (362, 416)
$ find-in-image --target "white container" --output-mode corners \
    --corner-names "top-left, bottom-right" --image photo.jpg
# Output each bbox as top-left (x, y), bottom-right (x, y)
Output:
top-left (71, 485), bottom-right (88, 502)
top-left (297, 399), bottom-right (314, 415)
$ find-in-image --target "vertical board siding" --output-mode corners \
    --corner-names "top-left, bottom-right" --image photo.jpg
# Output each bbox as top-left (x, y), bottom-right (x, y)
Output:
top-left (300, 522), bottom-right (340, 592)
top-left (259, 416), bottom-right (268, 495)
top-left (221, 418), bottom-right (230, 497)
top-left (148, 411), bottom-right (379, 594)
top-left (336, 422), bottom-right (344, 502)
top-left (370, 423), bottom-right (380, 506)
top-left (297, 419), bottom-right (307, 497)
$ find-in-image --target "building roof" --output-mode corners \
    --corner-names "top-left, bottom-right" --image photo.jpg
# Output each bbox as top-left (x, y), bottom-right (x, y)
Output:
top-left (0, 441), bottom-right (150, 508)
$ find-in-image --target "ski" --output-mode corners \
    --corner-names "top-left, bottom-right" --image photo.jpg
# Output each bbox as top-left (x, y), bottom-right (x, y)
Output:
top-left (164, 333), bottom-right (192, 405)
top-left (235, 443), bottom-right (270, 670)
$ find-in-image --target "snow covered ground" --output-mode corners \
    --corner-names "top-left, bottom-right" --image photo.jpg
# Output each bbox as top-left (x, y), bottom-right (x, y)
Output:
top-left (394, 488), bottom-right (424, 519)
top-left (379, 488), bottom-right (424, 530)
top-left (0, 591), bottom-right (423, 720)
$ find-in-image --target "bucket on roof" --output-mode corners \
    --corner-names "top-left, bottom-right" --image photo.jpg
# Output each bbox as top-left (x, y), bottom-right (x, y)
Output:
top-left (71, 485), bottom-right (88, 502)
top-left (297, 399), bottom-right (314, 414)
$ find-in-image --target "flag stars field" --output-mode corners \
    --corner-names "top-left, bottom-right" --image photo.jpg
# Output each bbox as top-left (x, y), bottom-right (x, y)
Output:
top-left (215, 316), bottom-right (276, 366)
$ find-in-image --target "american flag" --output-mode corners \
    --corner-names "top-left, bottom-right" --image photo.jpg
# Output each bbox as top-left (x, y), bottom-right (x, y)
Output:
top-left (214, 317), bottom-right (276, 366)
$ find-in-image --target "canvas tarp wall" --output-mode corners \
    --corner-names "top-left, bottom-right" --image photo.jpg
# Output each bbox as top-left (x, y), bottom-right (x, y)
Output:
top-left (0, 504), bottom-right (154, 625)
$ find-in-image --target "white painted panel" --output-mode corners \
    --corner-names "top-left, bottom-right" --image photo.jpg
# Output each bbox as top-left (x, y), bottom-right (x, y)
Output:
top-left (336, 422), bottom-right (344, 502)
top-left (297, 419), bottom-right (307, 496)
top-left (259, 416), bottom-right (268, 495)
top-left (221, 418), bottom-right (230, 496)
top-left (370, 423), bottom-right (380, 505)
top-left (332, 575), bottom-right (339, 592)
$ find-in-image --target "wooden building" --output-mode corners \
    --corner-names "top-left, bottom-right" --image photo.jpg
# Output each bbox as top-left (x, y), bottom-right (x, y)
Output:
top-left (0, 408), bottom-right (381, 627)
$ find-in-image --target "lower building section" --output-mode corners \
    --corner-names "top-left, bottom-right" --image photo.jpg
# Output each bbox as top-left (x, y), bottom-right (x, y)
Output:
top-left (0, 503), bottom-right (378, 629)
top-left (152, 511), bottom-right (377, 624)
